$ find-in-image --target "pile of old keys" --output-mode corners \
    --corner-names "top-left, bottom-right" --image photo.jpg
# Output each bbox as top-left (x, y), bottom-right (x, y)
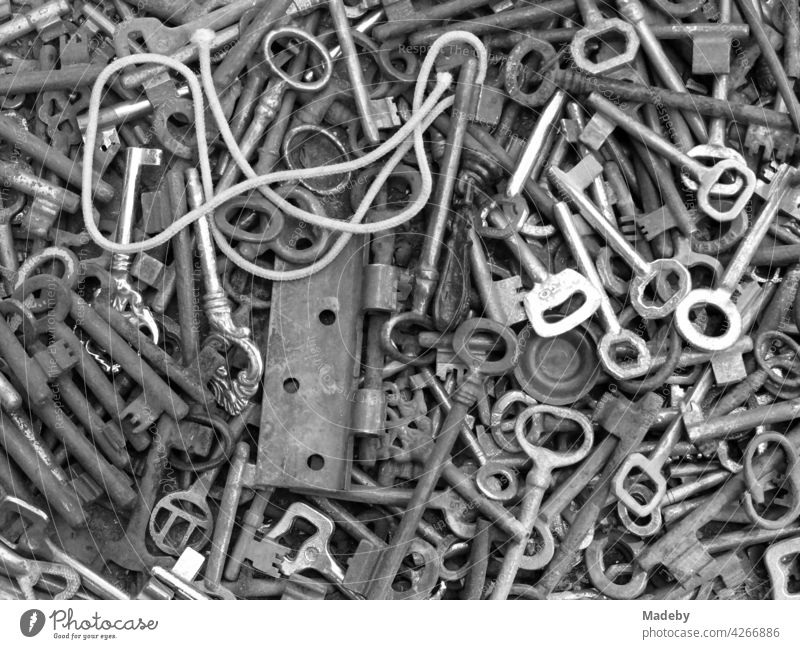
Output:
top-left (1, 0), bottom-right (800, 602)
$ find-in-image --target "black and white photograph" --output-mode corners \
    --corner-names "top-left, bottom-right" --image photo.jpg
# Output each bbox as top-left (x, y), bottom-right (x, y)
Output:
top-left (0, 0), bottom-right (798, 646)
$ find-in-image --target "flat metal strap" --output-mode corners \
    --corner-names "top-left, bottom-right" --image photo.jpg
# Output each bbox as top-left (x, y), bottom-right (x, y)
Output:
top-left (256, 236), bottom-right (366, 491)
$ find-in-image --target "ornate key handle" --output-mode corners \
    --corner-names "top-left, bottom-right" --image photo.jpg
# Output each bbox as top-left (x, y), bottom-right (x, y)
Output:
top-left (0, 541), bottom-right (80, 601)
top-left (185, 168), bottom-right (262, 416)
top-left (111, 147), bottom-right (162, 343)
top-left (0, 494), bottom-right (130, 600)
top-left (262, 26), bottom-right (333, 93)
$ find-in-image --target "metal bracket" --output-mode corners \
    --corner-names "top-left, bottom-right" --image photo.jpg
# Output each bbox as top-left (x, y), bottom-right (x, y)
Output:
top-left (256, 235), bottom-right (367, 491)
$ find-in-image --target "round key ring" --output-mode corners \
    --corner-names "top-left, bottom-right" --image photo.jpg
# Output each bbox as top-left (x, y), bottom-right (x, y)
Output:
top-left (282, 124), bottom-right (352, 197)
top-left (474, 461), bottom-right (520, 503)
top-left (214, 192), bottom-right (286, 245)
top-left (504, 36), bottom-right (558, 107)
top-left (742, 431), bottom-right (800, 530)
top-left (381, 312), bottom-right (437, 367)
top-left (13, 246), bottom-right (81, 293)
top-left (11, 274), bottom-right (72, 335)
top-left (263, 26), bottom-right (333, 93)
top-left (452, 317), bottom-right (518, 376)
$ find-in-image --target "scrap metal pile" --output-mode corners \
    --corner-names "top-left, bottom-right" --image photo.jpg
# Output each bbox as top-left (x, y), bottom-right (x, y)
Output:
top-left (0, 0), bottom-right (799, 600)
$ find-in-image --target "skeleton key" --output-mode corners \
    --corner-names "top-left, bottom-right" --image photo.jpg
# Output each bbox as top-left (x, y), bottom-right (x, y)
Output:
top-left (408, 58), bottom-right (479, 319)
top-left (72, 290), bottom-right (190, 435)
top-left (764, 536), bottom-right (800, 599)
top-left (740, 432), bottom-right (800, 530)
top-left (138, 548), bottom-right (209, 600)
top-left (374, 0), bottom-right (498, 40)
top-left (681, 0), bottom-right (747, 198)
top-left (616, 0), bottom-right (708, 142)
top-left (149, 470), bottom-right (217, 558)
top-left (211, 0), bottom-right (296, 90)
top-left (367, 319), bottom-right (519, 599)
top-left (328, 0), bottom-right (382, 144)
top-left (468, 228), bottom-right (526, 326)
top-left (0, 0), bottom-right (71, 47)
top-left (36, 47), bottom-right (83, 153)
top-left (650, 22), bottom-right (749, 76)
top-left (431, 206), bottom-right (473, 332)
top-left (570, 0), bottom-right (640, 75)
top-left (633, 434), bottom-right (799, 594)
top-left (140, 71), bottom-right (201, 159)
top-left (607, 296), bottom-right (766, 519)
top-left (0, 542), bottom-right (79, 601)
top-left (678, 282), bottom-right (770, 438)
top-left (549, 162), bottom-right (692, 318)
top-left (0, 373), bottom-right (84, 528)
top-left (185, 169), bottom-right (262, 416)
top-left (535, 391), bottom-right (662, 598)
top-left (565, 101), bottom-right (617, 225)
top-left (344, 536), bottom-right (440, 600)
top-left (0, 495), bottom-right (129, 599)
top-left (97, 415), bottom-right (213, 572)
top-left (60, 3), bottom-right (115, 66)
top-left (110, 147), bottom-right (161, 343)
top-left (656, 233), bottom-right (724, 303)
top-left (204, 439), bottom-right (254, 588)
top-left (76, 85), bottom-right (191, 132)
top-left (503, 36), bottom-right (558, 108)
top-left (148, 411), bottom-right (234, 558)
top-left (112, 0), bottom-right (263, 56)
top-left (587, 93), bottom-right (755, 222)
top-left (675, 164), bottom-right (800, 352)
top-left (244, 502), bottom-right (353, 596)
top-left (553, 202), bottom-right (650, 379)
top-left (0, 160), bottom-right (79, 216)
top-left (490, 405), bottom-right (594, 599)
top-left (745, 97), bottom-right (800, 162)
top-left (631, 100), bottom-right (694, 240)
top-left (614, 417), bottom-right (696, 519)
top-left (215, 24), bottom-right (332, 194)
top-left (506, 89), bottom-right (568, 198)
top-left (0, 112), bottom-right (113, 202)
top-left (121, 25), bottom-right (239, 89)
top-left (486, 204), bottom-right (602, 337)
top-left (214, 63), bottom-right (269, 179)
